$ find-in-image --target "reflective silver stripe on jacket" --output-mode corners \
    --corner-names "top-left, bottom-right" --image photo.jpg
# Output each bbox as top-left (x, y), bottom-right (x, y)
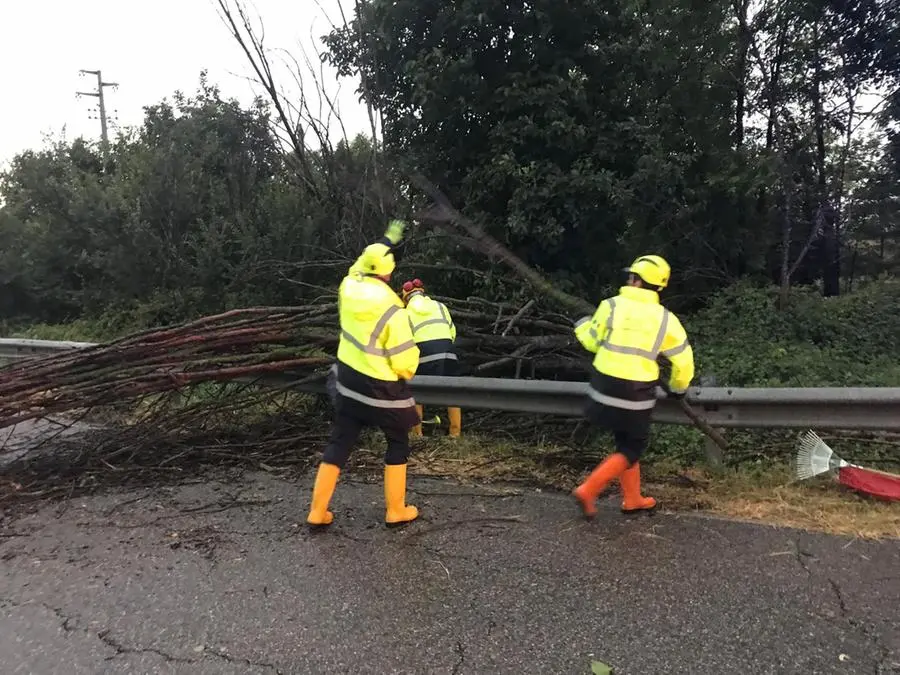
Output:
top-left (599, 299), bottom-right (686, 361)
top-left (660, 341), bottom-right (690, 358)
top-left (411, 302), bottom-right (452, 334)
top-left (574, 316), bottom-right (590, 329)
top-left (341, 305), bottom-right (417, 357)
top-left (335, 381), bottom-right (416, 409)
top-left (587, 388), bottom-right (657, 410)
top-left (418, 352), bottom-right (458, 364)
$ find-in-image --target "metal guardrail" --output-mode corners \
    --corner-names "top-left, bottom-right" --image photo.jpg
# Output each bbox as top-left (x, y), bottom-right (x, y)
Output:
top-left (0, 338), bottom-right (96, 362)
top-left (407, 377), bottom-right (900, 431)
top-left (2, 338), bottom-right (900, 431)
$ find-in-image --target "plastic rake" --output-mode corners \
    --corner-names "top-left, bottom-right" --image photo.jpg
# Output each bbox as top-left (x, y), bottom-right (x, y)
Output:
top-left (795, 430), bottom-right (851, 480)
top-left (795, 430), bottom-right (900, 502)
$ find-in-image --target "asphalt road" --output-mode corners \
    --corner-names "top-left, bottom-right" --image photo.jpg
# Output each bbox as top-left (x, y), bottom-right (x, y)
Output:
top-left (0, 471), bottom-right (898, 675)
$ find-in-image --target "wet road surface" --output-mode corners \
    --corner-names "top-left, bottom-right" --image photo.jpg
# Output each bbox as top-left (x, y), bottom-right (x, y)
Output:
top-left (1, 471), bottom-right (898, 674)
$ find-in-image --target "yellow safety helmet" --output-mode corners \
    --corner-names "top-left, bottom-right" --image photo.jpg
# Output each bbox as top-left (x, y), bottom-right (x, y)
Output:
top-left (624, 254), bottom-right (671, 289)
top-left (356, 242), bottom-right (396, 277)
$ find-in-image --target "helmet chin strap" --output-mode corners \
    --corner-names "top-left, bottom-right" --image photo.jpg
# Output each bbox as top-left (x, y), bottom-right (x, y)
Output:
top-left (403, 288), bottom-right (424, 304)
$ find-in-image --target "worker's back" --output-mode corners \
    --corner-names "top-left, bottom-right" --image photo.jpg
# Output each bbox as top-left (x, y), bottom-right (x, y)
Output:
top-left (406, 293), bottom-right (457, 377)
top-left (575, 284), bottom-right (694, 407)
top-left (308, 218), bottom-right (422, 530)
top-left (572, 254), bottom-right (695, 518)
top-left (591, 286), bottom-right (671, 384)
top-left (337, 274), bottom-right (418, 382)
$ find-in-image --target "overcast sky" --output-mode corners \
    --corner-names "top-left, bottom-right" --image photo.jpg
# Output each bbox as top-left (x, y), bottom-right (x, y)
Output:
top-left (0, 0), bottom-right (370, 168)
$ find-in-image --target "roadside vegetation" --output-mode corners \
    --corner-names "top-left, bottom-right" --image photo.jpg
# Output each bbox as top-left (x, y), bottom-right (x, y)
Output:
top-left (1, 0), bottom-right (898, 534)
top-left (5, 281), bottom-right (899, 538)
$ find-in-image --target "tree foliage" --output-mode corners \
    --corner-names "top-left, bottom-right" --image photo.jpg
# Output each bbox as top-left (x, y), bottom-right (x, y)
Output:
top-left (1, 0), bottom-right (899, 332)
top-left (323, 0), bottom-right (900, 304)
top-left (0, 78), bottom-right (401, 325)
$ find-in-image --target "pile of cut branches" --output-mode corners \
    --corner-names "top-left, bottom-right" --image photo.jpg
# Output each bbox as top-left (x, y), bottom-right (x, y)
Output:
top-left (0, 297), bottom-right (585, 433)
top-left (0, 296), bottom-right (589, 503)
top-left (0, 307), bottom-right (336, 431)
top-left (435, 296), bottom-right (587, 378)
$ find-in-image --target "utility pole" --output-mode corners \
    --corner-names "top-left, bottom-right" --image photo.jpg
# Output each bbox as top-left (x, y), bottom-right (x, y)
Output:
top-left (76, 69), bottom-right (118, 152)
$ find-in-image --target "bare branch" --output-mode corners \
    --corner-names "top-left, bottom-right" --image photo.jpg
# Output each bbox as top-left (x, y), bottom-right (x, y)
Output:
top-left (214, 0), bottom-right (320, 196)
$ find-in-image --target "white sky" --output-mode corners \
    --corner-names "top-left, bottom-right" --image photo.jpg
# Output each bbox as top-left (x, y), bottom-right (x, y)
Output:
top-left (0, 0), bottom-right (370, 168)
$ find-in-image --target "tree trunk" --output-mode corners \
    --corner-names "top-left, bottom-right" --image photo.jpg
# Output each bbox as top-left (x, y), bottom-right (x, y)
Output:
top-left (757, 11), bottom-right (790, 222)
top-left (846, 244), bottom-right (857, 293)
top-left (778, 191), bottom-right (793, 309)
top-left (764, 15), bottom-right (790, 152)
top-left (778, 154), bottom-right (795, 309)
top-left (733, 0), bottom-right (752, 150)
top-left (811, 19), bottom-right (840, 296)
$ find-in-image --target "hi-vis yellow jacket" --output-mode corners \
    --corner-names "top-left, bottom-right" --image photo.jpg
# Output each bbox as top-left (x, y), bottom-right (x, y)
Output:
top-left (575, 285), bottom-right (694, 394)
top-left (406, 293), bottom-right (458, 375)
top-left (337, 274), bottom-right (419, 382)
top-left (407, 294), bottom-right (456, 344)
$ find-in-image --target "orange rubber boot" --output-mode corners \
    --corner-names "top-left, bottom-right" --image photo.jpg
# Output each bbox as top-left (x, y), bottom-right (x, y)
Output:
top-left (447, 407), bottom-right (462, 438)
top-left (572, 453), bottom-right (630, 519)
top-left (410, 404), bottom-right (424, 437)
top-left (620, 461), bottom-right (657, 513)
top-left (306, 462), bottom-right (340, 526)
top-left (384, 464), bottom-right (419, 526)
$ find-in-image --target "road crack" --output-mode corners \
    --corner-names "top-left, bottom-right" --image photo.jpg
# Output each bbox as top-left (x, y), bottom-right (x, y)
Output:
top-left (827, 578), bottom-right (848, 616)
top-left (827, 578), bottom-right (894, 675)
top-left (405, 516), bottom-right (526, 539)
top-left (793, 542), bottom-right (813, 576)
top-left (452, 639), bottom-right (465, 675)
top-left (1, 597), bottom-right (282, 673)
top-left (98, 629), bottom-right (282, 672)
top-left (409, 488), bottom-right (523, 499)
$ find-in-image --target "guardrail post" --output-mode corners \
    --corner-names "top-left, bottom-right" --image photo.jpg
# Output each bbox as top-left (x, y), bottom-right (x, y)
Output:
top-left (698, 374), bottom-right (725, 471)
top-left (703, 432), bottom-right (726, 471)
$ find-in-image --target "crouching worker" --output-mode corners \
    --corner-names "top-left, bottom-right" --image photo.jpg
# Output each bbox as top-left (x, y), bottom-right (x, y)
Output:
top-left (306, 219), bottom-right (421, 528)
top-left (571, 255), bottom-right (695, 518)
top-left (401, 279), bottom-right (462, 438)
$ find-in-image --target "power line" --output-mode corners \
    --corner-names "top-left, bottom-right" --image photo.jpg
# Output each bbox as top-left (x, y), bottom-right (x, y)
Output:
top-left (76, 69), bottom-right (119, 153)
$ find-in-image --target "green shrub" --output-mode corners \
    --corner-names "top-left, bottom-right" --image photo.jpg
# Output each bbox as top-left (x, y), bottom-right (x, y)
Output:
top-left (687, 279), bottom-right (900, 387)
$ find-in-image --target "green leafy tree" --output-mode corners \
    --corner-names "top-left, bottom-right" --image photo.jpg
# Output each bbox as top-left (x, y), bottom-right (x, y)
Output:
top-left (0, 77), bottom-right (406, 325)
top-left (324, 0), bottom-right (774, 305)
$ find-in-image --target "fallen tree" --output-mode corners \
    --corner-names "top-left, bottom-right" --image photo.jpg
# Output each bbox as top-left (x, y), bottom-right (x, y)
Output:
top-left (0, 295), bottom-right (592, 503)
top-left (0, 297), bottom-right (587, 433)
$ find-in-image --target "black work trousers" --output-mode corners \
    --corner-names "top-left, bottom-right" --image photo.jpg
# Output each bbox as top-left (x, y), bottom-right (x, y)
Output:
top-left (586, 403), bottom-right (650, 464)
top-left (612, 428), bottom-right (650, 465)
top-left (322, 413), bottom-right (411, 467)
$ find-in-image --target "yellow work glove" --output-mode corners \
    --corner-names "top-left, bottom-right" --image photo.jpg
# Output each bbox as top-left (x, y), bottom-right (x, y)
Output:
top-left (384, 219), bottom-right (407, 245)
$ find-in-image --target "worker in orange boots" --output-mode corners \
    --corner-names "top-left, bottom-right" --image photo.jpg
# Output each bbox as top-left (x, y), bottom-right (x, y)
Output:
top-left (572, 255), bottom-right (695, 518)
top-left (401, 278), bottom-right (462, 439)
top-left (306, 219), bottom-right (422, 528)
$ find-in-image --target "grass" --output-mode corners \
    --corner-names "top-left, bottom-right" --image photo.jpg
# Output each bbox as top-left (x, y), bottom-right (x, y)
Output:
top-left (8, 320), bottom-right (117, 342)
top-left (380, 433), bottom-right (900, 540)
top-left (649, 463), bottom-right (900, 540)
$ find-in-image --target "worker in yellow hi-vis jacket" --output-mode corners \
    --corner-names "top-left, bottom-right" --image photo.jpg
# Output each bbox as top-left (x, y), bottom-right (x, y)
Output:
top-left (400, 278), bottom-right (462, 438)
top-left (571, 254), bottom-right (695, 518)
top-left (307, 219), bottom-right (421, 528)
